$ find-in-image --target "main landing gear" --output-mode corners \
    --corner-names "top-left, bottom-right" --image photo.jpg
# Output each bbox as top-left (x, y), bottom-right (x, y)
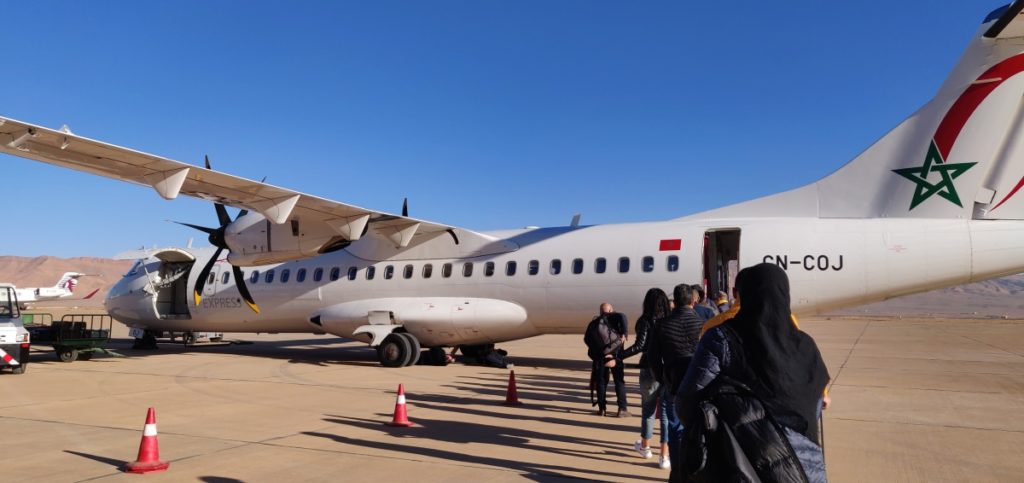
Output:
top-left (457, 343), bottom-right (509, 368)
top-left (374, 333), bottom-right (452, 368)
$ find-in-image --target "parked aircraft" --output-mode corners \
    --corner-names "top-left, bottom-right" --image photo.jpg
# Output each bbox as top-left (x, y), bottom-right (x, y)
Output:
top-left (14, 272), bottom-right (99, 309)
top-left (2, 3), bottom-right (1024, 366)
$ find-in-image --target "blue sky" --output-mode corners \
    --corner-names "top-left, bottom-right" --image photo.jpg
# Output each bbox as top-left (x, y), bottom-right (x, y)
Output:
top-left (0, 1), bottom-right (993, 257)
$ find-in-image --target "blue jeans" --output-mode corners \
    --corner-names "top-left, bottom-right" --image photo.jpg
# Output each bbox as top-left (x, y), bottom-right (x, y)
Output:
top-left (639, 370), bottom-right (669, 443)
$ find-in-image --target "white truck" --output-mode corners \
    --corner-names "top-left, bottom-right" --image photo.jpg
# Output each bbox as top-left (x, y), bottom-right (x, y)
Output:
top-left (0, 283), bottom-right (29, 374)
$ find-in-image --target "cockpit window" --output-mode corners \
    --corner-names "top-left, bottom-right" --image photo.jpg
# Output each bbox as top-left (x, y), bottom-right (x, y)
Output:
top-left (127, 259), bottom-right (143, 276)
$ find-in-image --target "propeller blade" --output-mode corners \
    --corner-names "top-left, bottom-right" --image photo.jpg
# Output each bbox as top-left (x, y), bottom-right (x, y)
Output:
top-left (402, 198), bottom-right (408, 217)
top-left (215, 203), bottom-right (231, 226)
top-left (193, 247), bottom-right (223, 307)
top-left (173, 221), bottom-right (217, 235)
top-left (236, 209), bottom-right (248, 221)
top-left (232, 265), bottom-right (260, 314)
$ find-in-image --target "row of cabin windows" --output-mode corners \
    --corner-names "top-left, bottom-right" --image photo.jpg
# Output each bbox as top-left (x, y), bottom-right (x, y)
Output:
top-left (227, 255), bottom-right (680, 286)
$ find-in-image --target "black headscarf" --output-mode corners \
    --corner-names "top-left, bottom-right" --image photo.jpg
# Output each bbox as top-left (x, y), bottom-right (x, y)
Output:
top-left (724, 263), bottom-right (830, 442)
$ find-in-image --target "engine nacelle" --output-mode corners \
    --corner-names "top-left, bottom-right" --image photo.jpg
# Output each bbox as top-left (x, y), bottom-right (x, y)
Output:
top-left (309, 297), bottom-right (532, 347)
top-left (224, 212), bottom-right (349, 266)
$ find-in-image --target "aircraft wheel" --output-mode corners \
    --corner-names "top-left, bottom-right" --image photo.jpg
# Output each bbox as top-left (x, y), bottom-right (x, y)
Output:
top-left (378, 334), bottom-right (413, 368)
top-left (398, 333), bottom-right (421, 366)
top-left (57, 346), bottom-right (78, 363)
top-left (184, 332), bottom-right (196, 345)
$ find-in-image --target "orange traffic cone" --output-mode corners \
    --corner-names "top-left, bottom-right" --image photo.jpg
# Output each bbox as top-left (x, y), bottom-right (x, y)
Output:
top-left (504, 369), bottom-right (522, 406)
top-left (386, 384), bottom-right (413, 427)
top-left (123, 407), bottom-right (170, 474)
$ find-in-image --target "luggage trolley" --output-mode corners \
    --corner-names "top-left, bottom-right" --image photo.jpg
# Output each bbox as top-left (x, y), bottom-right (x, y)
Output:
top-left (26, 313), bottom-right (121, 362)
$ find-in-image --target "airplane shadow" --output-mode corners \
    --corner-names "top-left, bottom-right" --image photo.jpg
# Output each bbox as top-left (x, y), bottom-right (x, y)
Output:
top-left (309, 414), bottom-right (662, 482)
top-left (32, 337), bottom-right (606, 371)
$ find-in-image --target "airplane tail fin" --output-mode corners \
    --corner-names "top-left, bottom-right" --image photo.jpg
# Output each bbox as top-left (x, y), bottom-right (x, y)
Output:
top-left (689, 3), bottom-right (1024, 221)
top-left (55, 272), bottom-right (83, 292)
top-left (818, 2), bottom-right (1024, 220)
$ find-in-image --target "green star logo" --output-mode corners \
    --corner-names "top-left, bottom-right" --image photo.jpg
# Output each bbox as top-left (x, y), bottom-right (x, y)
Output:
top-left (892, 141), bottom-right (977, 210)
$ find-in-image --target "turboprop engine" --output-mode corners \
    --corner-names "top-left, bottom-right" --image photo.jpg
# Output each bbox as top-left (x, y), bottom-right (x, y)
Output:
top-left (223, 212), bottom-right (349, 267)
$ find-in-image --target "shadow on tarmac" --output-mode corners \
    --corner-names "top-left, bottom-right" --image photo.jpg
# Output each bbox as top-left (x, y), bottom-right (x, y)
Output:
top-left (27, 338), bottom-right (614, 372)
top-left (64, 450), bottom-right (124, 469)
top-left (308, 414), bottom-right (662, 482)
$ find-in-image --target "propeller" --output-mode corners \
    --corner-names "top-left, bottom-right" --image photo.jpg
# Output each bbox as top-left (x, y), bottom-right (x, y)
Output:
top-left (175, 156), bottom-right (259, 314)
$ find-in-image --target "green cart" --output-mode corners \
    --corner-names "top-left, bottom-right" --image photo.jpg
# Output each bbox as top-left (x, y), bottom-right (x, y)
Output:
top-left (25, 314), bottom-right (120, 362)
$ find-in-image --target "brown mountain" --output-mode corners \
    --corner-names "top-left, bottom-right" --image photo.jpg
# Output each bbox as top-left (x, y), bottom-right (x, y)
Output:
top-left (0, 256), bottom-right (133, 308)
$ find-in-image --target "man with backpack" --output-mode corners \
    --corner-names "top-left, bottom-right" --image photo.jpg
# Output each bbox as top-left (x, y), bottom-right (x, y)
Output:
top-left (584, 303), bottom-right (630, 417)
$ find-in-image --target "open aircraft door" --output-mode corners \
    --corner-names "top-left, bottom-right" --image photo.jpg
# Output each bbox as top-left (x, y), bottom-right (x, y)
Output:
top-left (703, 229), bottom-right (740, 301)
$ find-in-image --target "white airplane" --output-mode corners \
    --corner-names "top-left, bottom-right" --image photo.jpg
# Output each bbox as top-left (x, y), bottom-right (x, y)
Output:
top-left (2, 4), bottom-right (1024, 367)
top-left (14, 272), bottom-right (99, 309)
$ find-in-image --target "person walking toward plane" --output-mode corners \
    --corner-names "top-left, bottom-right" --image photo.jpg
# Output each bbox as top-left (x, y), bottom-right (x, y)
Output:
top-left (675, 263), bottom-right (830, 482)
top-left (648, 284), bottom-right (705, 470)
top-left (620, 288), bottom-right (672, 469)
top-left (691, 284), bottom-right (717, 320)
top-left (584, 303), bottom-right (630, 417)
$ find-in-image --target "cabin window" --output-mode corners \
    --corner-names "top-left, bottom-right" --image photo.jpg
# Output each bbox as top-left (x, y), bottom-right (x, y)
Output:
top-left (550, 259), bottom-right (562, 275)
top-left (506, 261), bottom-right (517, 276)
top-left (208, 273), bottom-right (215, 285)
top-left (442, 263), bottom-right (453, 278)
top-left (572, 258), bottom-right (583, 274)
top-left (347, 267), bottom-right (357, 280)
top-left (265, 270), bottom-right (275, 283)
top-left (595, 258), bottom-right (607, 274)
top-left (330, 267), bottom-right (341, 281)
top-left (384, 265), bottom-right (395, 280)
top-left (423, 264), bottom-right (433, 279)
top-left (642, 256), bottom-right (654, 273)
top-left (366, 266), bottom-right (376, 280)
top-left (485, 262), bottom-right (495, 277)
top-left (528, 260), bottom-right (539, 275)
top-left (297, 268), bottom-right (307, 283)
top-left (281, 269), bottom-right (291, 283)
top-left (463, 262), bottom-right (473, 277)
top-left (221, 272), bottom-right (230, 284)
top-left (403, 264), bottom-right (414, 279)
top-left (667, 255), bottom-right (679, 272)
top-left (313, 268), bottom-right (323, 282)
top-left (618, 257), bottom-right (630, 273)
top-left (250, 270), bottom-right (260, 284)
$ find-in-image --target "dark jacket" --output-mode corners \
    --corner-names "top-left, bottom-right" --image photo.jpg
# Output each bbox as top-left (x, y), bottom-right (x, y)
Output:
top-left (676, 326), bottom-right (826, 482)
top-left (620, 314), bottom-right (654, 368)
top-left (694, 303), bottom-right (717, 321)
top-left (648, 306), bottom-right (704, 390)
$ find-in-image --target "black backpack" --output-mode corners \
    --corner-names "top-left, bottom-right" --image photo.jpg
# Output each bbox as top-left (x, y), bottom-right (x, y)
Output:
top-left (583, 315), bottom-right (622, 360)
top-left (676, 327), bottom-right (809, 483)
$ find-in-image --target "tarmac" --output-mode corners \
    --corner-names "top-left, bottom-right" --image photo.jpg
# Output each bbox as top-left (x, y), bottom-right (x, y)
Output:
top-left (2, 315), bottom-right (1024, 482)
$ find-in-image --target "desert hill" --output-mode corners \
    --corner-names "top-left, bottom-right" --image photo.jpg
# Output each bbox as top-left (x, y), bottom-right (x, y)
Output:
top-left (0, 256), bottom-right (133, 308)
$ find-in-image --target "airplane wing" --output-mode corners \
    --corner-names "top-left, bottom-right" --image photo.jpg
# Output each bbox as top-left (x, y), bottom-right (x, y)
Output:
top-left (0, 116), bottom-right (507, 257)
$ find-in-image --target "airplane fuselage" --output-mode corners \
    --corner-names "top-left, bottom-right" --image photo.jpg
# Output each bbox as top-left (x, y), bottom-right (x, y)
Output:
top-left (105, 216), bottom-right (1024, 347)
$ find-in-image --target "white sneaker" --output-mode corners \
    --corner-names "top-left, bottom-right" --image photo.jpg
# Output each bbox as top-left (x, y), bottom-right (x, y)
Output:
top-left (659, 455), bottom-right (671, 470)
top-left (633, 440), bottom-right (653, 459)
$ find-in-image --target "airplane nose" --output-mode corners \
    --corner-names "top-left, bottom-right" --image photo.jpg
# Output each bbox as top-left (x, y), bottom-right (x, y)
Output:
top-left (104, 275), bottom-right (153, 326)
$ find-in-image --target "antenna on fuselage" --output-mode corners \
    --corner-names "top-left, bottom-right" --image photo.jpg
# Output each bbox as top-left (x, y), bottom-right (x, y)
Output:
top-left (570, 213), bottom-right (582, 227)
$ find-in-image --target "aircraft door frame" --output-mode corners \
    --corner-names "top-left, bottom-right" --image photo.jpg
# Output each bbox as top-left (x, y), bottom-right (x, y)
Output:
top-left (703, 229), bottom-right (741, 300)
